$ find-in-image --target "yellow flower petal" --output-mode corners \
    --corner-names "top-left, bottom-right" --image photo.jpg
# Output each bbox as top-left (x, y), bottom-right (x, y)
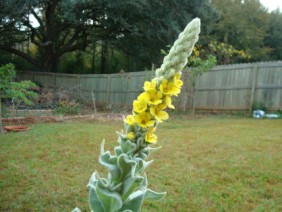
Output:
top-left (127, 132), bottom-right (136, 140)
top-left (145, 128), bottom-right (158, 144)
top-left (164, 95), bottom-right (175, 109)
top-left (160, 79), bottom-right (181, 96)
top-left (137, 92), bottom-right (150, 101)
top-left (135, 112), bottom-right (155, 128)
top-left (133, 99), bottom-right (147, 113)
top-left (143, 79), bottom-right (157, 91)
top-left (175, 79), bottom-right (183, 88)
top-left (156, 111), bottom-right (169, 122)
top-left (147, 89), bottom-right (163, 105)
top-left (124, 115), bottom-right (136, 126)
top-left (150, 104), bottom-right (169, 123)
top-left (175, 72), bottom-right (181, 80)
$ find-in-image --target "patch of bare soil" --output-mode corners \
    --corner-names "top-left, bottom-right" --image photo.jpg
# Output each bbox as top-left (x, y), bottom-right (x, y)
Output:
top-left (2, 113), bottom-right (127, 125)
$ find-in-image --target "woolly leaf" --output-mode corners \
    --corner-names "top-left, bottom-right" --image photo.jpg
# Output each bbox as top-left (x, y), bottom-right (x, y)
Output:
top-left (140, 173), bottom-right (148, 190)
top-left (99, 141), bottom-right (121, 181)
top-left (89, 186), bottom-right (105, 212)
top-left (87, 171), bottom-right (105, 212)
top-left (121, 175), bottom-right (144, 202)
top-left (71, 207), bottom-right (81, 212)
top-left (96, 182), bottom-right (123, 212)
top-left (114, 146), bottom-right (123, 156)
top-left (144, 189), bottom-right (166, 201)
top-left (116, 132), bottom-right (126, 144)
top-left (117, 154), bottom-right (137, 180)
top-left (147, 146), bottom-right (162, 154)
top-left (120, 190), bottom-right (145, 212)
top-left (120, 140), bottom-right (137, 154)
top-left (135, 158), bottom-right (153, 174)
top-left (134, 147), bottom-right (149, 160)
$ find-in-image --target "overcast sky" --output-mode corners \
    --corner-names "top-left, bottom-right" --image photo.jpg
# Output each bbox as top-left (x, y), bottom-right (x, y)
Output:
top-left (259, 0), bottom-right (282, 11)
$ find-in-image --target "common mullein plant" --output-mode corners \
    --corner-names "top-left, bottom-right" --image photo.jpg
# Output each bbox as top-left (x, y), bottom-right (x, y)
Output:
top-left (74, 18), bottom-right (201, 212)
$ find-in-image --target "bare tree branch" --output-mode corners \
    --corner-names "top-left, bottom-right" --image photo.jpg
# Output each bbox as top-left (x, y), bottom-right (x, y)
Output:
top-left (0, 45), bottom-right (42, 68)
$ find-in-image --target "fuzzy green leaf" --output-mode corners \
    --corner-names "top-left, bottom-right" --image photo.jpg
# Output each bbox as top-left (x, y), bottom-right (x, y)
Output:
top-left (71, 207), bottom-right (81, 212)
top-left (135, 158), bottom-right (153, 174)
top-left (89, 187), bottom-right (105, 212)
top-left (96, 184), bottom-right (123, 212)
top-left (140, 173), bottom-right (148, 190)
top-left (121, 140), bottom-right (137, 154)
top-left (87, 171), bottom-right (105, 212)
top-left (114, 146), bottom-right (123, 156)
top-left (121, 175), bottom-right (144, 202)
top-left (117, 154), bottom-right (137, 180)
top-left (99, 141), bottom-right (121, 181)
top-left (120, 190), bottom-right (145, 212)
top-left (144, 189), bottom-right (166, 201)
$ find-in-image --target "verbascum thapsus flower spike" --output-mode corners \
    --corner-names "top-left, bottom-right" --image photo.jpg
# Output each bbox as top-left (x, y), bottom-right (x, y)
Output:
top-left (73, 18), bottom-right (201, 212)
top-left (156, 18), bottom-right (201, 81)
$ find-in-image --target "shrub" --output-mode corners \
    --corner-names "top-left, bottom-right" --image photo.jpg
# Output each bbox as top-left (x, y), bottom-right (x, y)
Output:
top-left (252, 101), bottom-right (266, 111)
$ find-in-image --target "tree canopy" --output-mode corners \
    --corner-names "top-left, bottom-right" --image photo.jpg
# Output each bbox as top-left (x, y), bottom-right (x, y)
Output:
top-left (212, 0), bottom-right (270, 61)
top-left (0, 0), bottom-right (152, 72)
top-left (0, 0), bottom-right (281, 73)
top-left (264, 9), bottom-right (282, 60)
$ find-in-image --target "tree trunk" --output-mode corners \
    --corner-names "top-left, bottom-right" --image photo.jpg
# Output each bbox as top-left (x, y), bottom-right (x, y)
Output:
top-left (42, 52), bottom-right (58, 72)
top-left (92, 40), bottom-right (96, 74)
top-left (101, 40), bottom-right (108, 74)
top-left (224, 32), bottom-right (228, 44)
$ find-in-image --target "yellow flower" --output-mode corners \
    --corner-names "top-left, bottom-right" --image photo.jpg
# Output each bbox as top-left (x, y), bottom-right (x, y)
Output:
top-left (174, 79), bottom-right (183, 88)
top-left (137, 92), bottom-right (150, 101)
top-left (145, 128), bottom-right (158, 144)
top-left (143, 79), bottom-right (157, 91)
top-left (135, 112), bottom-right (155, 128)
top-left (124, 115), bottom-right (136, 126)
top-left (127, 132), bottom-right (136, 140)
top-left (147, 89), bottom-right (163, 105)
top-left (163, 95), bottom-right (175, 109)
top-left (133, 99), bottom-right (147, 113)
top-left (175, 72), bottom-right (181, 80)
top-left (150, 104), bottom-right (169, 123)
top-left (159, 79), bottom-right (180, 96)
top-left (174, 72), bottom-right (183, 88)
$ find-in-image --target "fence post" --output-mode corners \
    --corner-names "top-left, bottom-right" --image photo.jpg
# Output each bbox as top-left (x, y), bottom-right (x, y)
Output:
top-left (151, 63), bottom-right (155, 76)
top-left (249, 65), bottom-right (258, 115)
top-left (192, 82), bottom-right (196, 115)
top-left (107, 75), bottom-right (111, 105)
top-left (77, 75), bottom-right (80, 91)
top-left (53, 73), bottom-right (57, 91)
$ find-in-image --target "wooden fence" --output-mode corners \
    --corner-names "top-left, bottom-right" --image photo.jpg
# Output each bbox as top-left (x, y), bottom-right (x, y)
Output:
top-left (17, 70), bottom-right (154, 108)
top-left (194, 62), bottom-right (282, 112)
top-left (17, 61), bottom-right (282, 112)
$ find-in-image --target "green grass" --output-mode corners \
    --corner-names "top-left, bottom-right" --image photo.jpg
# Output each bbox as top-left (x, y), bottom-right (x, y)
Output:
top-left (0, 116), bottom-right (282, 211)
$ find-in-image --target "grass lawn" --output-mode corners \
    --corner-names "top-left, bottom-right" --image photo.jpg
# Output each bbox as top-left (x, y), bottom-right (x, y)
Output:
top-left (0, 116), bottom-right (282, 211)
